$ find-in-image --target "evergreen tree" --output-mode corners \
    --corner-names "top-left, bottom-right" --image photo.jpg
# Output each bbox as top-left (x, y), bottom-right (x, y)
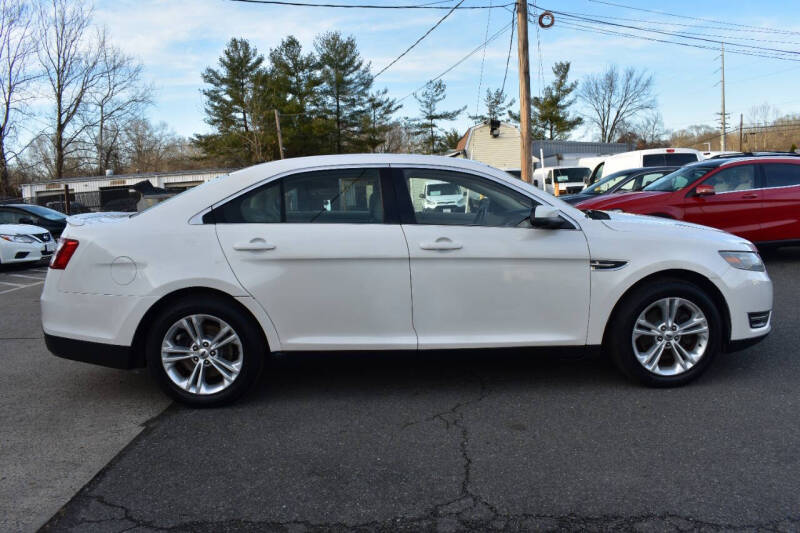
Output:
top-left (533, 61), bottom-right (582, 140)
top-left (194, 38), bottom-right (266, 164)
top-left (314, 31), bottom-right (373, 153)
top-left (363, 88), bottom-right (401, 152)
top-left (411, 80), bottom-right (465, 154)
top-left (469, 88), bottom-right (515, 124)
top-left (266, 36), bottom-right (321, 157)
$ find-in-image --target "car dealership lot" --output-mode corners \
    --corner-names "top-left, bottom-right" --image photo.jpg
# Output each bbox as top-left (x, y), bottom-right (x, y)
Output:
top-left (2, 251), bottom-right (799, 531)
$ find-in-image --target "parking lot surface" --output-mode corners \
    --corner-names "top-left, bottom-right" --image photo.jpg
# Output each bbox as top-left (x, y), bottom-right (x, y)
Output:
top-left (0, 262), bottom-right (170, 532)
top-left (4, 251), bottom-right (799, 532)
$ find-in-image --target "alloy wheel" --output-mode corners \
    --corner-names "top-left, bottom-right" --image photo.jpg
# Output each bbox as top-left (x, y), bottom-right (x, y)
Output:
top-left (631, 297), bottom-right (710, 376)
top-left (160, 314), bottom-right (244, 395)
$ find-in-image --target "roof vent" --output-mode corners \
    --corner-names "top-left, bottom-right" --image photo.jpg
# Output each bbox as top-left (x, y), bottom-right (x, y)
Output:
top-left (489, 119), bottom-right (500, 138)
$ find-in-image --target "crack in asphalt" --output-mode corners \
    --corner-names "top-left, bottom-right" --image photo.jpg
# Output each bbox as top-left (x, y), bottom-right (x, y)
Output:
top-left (41, 372), bottom-right (800, 532)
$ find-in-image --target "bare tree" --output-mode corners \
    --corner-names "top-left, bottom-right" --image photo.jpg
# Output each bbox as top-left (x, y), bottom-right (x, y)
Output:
top-left (86, 31), bottom-right (152, 175)
top-left (578, 65), bottom-right (656, 143)
top-left (635, 111), bottom-right (668, 148)
top-left (37, 0), bottom-right (102, 178)
top-left (0, 0), bottom-right (37, 196)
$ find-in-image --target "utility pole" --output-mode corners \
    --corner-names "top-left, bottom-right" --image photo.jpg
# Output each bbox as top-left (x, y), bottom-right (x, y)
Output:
top-left (516, 0), bottom-right (532, 183)
top-left (720, 42), bottom-right (726, 151)
top-left (739, 113), bottom-right (743, 151)
top-left (274, 109), bottom-right (285, 159)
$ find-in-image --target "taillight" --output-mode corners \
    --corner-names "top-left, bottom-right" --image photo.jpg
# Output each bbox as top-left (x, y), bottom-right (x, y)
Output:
top-left (50, 238), bottom-right (79, 269)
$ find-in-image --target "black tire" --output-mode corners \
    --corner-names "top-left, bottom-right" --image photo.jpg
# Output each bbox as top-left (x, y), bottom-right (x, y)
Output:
top-left (606, 279), bottom-right (723, 387)
top-left (145, 295), bottom-right (266, 407)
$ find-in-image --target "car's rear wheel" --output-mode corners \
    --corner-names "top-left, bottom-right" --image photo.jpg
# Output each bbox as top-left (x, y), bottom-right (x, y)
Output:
top-left (607, 280), bottom-right (722, 387)
top-left (145, 296), bottom-right (265, 406)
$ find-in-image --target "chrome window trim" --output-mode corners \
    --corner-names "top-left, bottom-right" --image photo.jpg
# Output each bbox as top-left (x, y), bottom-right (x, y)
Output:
top-left (187, 163), bottom-right (389, 224)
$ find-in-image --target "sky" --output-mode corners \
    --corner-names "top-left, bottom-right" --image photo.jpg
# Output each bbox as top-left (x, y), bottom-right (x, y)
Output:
top-left (92, 0), bottom-right (800, 143)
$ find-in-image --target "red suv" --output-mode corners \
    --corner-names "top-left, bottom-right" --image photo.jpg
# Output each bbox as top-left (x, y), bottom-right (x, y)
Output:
top-left (575, 157), bottom-right (800, 245)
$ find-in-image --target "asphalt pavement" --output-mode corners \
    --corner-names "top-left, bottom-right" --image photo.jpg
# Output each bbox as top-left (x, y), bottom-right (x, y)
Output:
top-left (4, 250), bottom-right (800, 532)
top-left (0, 261), bottom-right (170, 532)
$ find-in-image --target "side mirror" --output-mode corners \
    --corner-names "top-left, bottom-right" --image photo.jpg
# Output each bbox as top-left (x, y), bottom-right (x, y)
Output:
top-left (19, 217), bottom-right (35, 224)
top-left (419, 193), bottom-right (425, 199)
top-left (530, 205), bottom-right (565, 229)
top-left (695, 184), bottom-right (716, 197)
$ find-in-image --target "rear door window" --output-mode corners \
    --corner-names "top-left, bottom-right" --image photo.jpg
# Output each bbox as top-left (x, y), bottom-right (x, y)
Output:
top-left (214, 168), bottom-right (384, 224)
top-left (763, 163), bottom-right (800, 188)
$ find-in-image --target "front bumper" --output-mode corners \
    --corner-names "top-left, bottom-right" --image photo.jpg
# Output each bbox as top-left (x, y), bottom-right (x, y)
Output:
top-left (45, 333), bottom-right (142, 369)
top-left (0, 240), bottom-right (54, 263)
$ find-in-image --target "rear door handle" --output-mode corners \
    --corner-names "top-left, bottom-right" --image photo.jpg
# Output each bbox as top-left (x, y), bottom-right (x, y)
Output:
top-left (233, 239), bottom-right (276, 252)
top-left (420, 238), bottom-right (462, 251)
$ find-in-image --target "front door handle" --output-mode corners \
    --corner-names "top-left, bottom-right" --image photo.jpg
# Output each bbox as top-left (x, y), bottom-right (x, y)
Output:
top-left (233, 239), bottom-right (276, 252)
top-left (420, 238), bottom-right (462, 251)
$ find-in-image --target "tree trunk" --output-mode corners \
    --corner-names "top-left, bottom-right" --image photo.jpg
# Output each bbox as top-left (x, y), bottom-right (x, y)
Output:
top-left (55, 125), bottom-right (64, 179)
top-left (0, 140), bottom-right (10, 198)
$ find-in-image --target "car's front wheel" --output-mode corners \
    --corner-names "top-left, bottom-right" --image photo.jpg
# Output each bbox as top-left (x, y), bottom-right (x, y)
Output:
top-left (607, 280), bottom-right (722, 387)
top-left (145, 295), bottom-right (265, 406)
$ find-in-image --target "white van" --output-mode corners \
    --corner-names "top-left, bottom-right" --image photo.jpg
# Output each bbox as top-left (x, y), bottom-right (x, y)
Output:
top-left (531, 166), bottom-right (590, 195)
top-left (580, 148), bottom-right (701, 185)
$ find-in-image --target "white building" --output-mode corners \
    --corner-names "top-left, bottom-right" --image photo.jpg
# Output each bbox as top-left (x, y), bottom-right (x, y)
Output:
top-left (449, 121), bottom-right (538, 174)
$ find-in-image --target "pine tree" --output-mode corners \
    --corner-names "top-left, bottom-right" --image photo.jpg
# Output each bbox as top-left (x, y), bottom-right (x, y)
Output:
top-left (363, 88), bottom-right (401, 152)
top-left (533, 61), bottom-right (582, 140)
top-left (266, 36), bottom-right (321, 157)
top-left (469, 88), bottom-right (515, 124)
top-left (314, 31), bottom-right (373, 153)
top-left (194, 38), bottom-right (266, 164)
top-left (411, 80), bottom-right (465, 154)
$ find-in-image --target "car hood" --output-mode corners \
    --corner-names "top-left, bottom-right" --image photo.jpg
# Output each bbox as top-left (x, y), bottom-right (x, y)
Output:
top-left (0, 223), bottom-right (48, 235)
top-left (576, 190), bottom-right (667, 209)
top-left (597, 211), bottom-right (754, 249)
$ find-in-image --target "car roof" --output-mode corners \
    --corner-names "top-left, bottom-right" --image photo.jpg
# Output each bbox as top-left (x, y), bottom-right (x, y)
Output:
top-left (717, 155), bottom-right (800, 167)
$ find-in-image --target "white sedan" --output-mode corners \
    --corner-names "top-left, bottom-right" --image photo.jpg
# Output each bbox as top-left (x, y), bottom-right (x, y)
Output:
top-left (41, 155), bottom-right (773, 406)
top-left (0, 224), bottom-right (55, 265)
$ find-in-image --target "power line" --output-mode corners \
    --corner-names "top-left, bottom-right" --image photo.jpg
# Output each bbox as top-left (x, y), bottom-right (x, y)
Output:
top-left (587, 0), bottom-right (800, 37)
top-left (475, 0), bottom-right (493, 116)
top-left (548, 15), bottom-right (800, 63)
top-left (374, 0), bottom-right (465, 79)
top-left (531, 5), bottom-right (800, 57)
top-left (500, 5), bottom-right (515, 94)
top-left (397, 21), bottom-right (513, 103)
top-left (230, 0), bottom-right (510, 9)
top-left (558, 19), bottom-right (800, 63)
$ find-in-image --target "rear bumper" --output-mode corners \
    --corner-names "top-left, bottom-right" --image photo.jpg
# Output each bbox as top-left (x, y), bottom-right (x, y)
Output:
top-left (44, 333), bottom-right (142, 369)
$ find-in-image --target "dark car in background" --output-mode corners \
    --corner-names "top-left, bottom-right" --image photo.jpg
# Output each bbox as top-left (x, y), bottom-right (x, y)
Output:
top-left (560, 167), bottom-right (678, 205)
top-left (0, 204), bottom-right (68, 237)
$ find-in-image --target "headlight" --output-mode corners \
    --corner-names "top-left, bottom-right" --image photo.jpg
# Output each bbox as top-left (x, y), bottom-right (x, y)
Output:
top-left (719, 251), bottom-right (765, 272)
top-left (0, 234), bottom-right (35, 243)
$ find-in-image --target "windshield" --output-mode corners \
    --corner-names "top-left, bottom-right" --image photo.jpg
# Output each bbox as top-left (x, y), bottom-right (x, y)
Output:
top-left (21, 204), bottom-right (67, 221)
top-left (582, 171), bottom-right (633, 194)
top-left (426, 183), bottom-right (461, 196)
top-left (552, 167), bottom-right (590, 183)
top-left (644, 165), bottom-right (718, 192)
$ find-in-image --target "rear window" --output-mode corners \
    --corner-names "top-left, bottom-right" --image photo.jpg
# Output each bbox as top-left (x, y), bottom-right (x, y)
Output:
top-left (642, 153), bottom-right (698, 167)
top-left (763, 163), bottom-right (800, 188)
top-left (552, 167), bottom-right (590, 183)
